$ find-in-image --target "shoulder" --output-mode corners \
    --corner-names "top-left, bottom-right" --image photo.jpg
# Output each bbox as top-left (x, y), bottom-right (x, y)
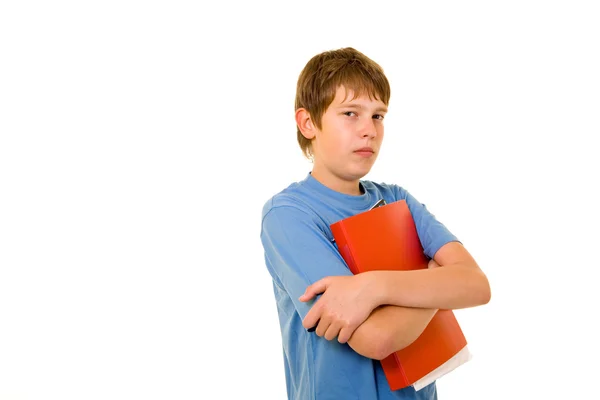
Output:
top-left (261, 180), bottom-right (319, 224)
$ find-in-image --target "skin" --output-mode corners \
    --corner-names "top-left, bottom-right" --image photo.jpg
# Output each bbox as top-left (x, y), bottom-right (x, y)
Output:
top-left (295, 86), bottom-right (491, 359)
top-left (296, 87), bottom-right (387, 196)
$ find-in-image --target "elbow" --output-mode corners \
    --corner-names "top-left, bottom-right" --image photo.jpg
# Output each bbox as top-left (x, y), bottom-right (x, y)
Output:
top-left (349, 340), bottom-right (388, 361)
top-left (348, 329), bottom-right (395, 361)
top-left (364, 338), bottom-right (394, 361)
top-left (482, 286), bottom-right (492, 305)
top-left (370, 334), bottom-right (417, 360)
top-left (370, 342), bottom-right (394, 361)
top-left (477, 274), bottom-right (492, 306)
top-left (365, 331), bottom-right (407, 361)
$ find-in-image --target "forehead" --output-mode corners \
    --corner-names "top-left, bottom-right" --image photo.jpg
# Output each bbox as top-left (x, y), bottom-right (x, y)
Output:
top-left (331, 86), bottom-right (387, 108)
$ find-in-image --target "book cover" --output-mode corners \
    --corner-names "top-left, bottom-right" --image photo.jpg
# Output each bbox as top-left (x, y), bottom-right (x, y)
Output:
top-left (330, 199), bottom-right (469, 390)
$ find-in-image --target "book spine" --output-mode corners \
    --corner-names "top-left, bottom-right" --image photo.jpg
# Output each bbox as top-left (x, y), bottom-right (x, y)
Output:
top-left (334, 223), bottom-right (361, 274)
top-left (380, 354), bottom-right (409, 390)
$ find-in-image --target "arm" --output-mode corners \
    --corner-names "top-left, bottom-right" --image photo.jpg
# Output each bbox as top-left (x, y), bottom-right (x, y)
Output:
top-left (346, 259), bottom-right (441, 360)
top-left (261, 205), bottom-right (378, 341)
top-left (372, 241), bottom-right (491, 310)
top-left (262, 205), bottom-right (432, 351)
top-left (302, 241), bottom-right (490, 326)
top-left (347, 305), bottom-right (437, 360)
top-left (367, 187), bottom-right (491, 310)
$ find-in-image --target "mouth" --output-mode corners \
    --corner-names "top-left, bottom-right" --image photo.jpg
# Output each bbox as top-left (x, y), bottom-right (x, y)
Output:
top-left (354, 147), bottom-right (375, 157)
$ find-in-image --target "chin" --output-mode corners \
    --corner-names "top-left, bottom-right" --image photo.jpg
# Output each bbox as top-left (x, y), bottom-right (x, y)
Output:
top-left (356, 162), bottom-right (375, 176)
top-left (347, 167), bottom-right (372, 180)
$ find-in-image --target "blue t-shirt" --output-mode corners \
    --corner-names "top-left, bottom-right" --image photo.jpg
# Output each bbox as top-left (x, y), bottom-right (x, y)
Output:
top-left (260, 173), bottom-right (459, 400)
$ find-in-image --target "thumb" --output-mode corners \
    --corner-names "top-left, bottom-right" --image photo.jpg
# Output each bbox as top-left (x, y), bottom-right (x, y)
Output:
top-left (299, 278), bottom-right (329, 302)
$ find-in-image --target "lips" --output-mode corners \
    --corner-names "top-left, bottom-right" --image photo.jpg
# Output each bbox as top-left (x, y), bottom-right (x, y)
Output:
top-left (354, 147), bottom-right (375, 158)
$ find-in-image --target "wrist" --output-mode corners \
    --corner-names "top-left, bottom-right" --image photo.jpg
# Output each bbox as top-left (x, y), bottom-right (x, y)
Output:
top-left (363, 270), bottom-right (388, 307)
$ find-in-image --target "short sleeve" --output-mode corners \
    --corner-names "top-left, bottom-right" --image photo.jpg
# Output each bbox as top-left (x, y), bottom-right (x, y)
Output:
top-left (260, 205), bottom-right (352, 320)
top-left (395, 187), bottom-right (461, 259)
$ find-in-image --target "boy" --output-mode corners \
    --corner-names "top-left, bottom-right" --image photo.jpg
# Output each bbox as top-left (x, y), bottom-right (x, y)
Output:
top-left (260, 47), bottom-right (491, 400)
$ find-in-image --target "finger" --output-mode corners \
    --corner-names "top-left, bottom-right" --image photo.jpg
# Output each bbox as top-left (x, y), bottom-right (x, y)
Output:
top-left (324, 321), bottom-right (343, 341)
top-left (299, 278), bottom-right (329, 302)
top-left (337, 324), bottom-right (356, 344)
top-left (428, 259), bottom-right (441, 269)
top-left (302, 302), bottom-right (322, 330)
top-left (315, 315), bottom-right (331, 337)
top-left (307, 319), bottom-right (319, 332)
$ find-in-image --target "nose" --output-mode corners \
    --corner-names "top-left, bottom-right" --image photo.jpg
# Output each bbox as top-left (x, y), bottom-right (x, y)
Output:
top-left (360, 118), bottom-right (377, 139)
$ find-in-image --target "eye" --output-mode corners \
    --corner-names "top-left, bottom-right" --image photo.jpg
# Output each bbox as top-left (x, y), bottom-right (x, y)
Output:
top-left (373, 114), bottom-right (385, 120)
top-left (343, 111), bottom-right (357, 117)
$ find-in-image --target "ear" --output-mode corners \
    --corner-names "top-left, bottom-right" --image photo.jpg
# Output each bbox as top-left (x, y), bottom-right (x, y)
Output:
top-left (295, 108), bottom-right (317, 140)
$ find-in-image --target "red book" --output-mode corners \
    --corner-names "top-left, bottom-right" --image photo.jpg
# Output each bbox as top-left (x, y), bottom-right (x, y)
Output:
top-left (330, 200), bottom-right (469, 391)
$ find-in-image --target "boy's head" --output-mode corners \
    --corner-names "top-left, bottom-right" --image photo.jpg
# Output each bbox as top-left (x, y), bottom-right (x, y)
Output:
top-left (295, 47), bottom-right (391, 159)
top-left (295, 48), bottom-right (391, 194)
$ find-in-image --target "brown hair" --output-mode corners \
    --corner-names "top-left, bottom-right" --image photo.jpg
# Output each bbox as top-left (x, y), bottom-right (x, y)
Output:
top-left (295, 47), bottom-right (391, 158)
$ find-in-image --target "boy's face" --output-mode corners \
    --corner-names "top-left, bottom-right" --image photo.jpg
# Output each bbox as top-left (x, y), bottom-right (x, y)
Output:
top-left (308, 86), bottom-right (387, 195)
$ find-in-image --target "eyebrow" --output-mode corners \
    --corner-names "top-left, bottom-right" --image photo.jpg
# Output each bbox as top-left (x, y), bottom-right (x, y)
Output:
top-left (337, 103), bottom-right (388, 113)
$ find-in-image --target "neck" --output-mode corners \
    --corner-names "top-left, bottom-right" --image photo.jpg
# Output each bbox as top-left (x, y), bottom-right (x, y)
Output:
top-left (310, 170), bottom-right (363, 196)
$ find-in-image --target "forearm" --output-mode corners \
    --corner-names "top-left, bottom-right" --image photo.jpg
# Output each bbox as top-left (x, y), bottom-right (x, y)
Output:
top-left (347, 305), bottom-right (437, 360)
top-left (371, 263), bottom-right (490, 310)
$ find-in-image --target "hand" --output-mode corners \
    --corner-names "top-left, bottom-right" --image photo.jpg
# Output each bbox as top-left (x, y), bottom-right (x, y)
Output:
top-left (299, 274), bottom-right (380, 343)
top-left (428, 258), bottom-right (441, 269)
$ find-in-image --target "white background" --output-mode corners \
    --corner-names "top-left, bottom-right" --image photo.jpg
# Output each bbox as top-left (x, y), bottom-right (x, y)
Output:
top-left (1, 1), bottom-right (599, 399)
